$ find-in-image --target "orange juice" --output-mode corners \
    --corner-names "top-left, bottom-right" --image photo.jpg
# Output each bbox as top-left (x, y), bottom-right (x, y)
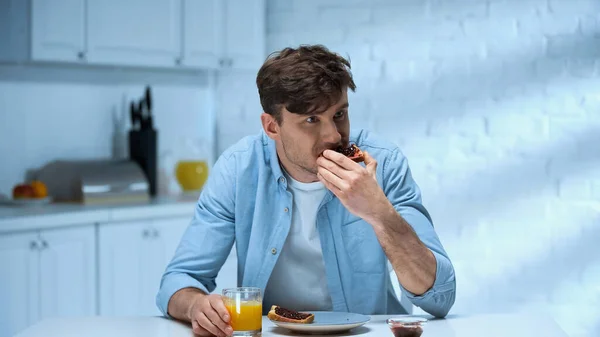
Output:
top-left (225, 300), bottom-right (262, 332)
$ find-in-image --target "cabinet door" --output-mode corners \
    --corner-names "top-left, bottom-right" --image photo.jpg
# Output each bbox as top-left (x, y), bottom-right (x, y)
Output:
top-left (99, 217), bottom-right (189, 316)
top-left (99, 220), bottom-right (152, 316)
top-left (182, 0), bottom-right (224, 69)
top-left (153, 217), bottom-right (190, 266)
top-left (141, 217), bottom-right (190, 316)
top-left (0, 231), bottom-right (39, 337)
top-left (38, 225), bottom-right (97, 320)
top-left (86, 0), bottom-right (182, 67)
top-left (30, 0), bottom-right (86, 62)
top-left (224, 0), bottom-right (266, 71)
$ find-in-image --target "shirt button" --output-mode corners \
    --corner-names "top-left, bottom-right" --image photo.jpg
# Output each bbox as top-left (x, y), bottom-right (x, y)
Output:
top-left (279, 177), bottom-right (285, 183)
top-left (284, 207), bottom-right (289, 212)
top-left (271, 248), bottom-right (277, 255)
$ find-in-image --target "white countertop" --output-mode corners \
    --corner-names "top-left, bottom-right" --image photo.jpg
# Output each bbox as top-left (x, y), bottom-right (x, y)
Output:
top-left (0, 196), bottom-right (198, 233)
top-left (14, 314), bottom-right (567, 337)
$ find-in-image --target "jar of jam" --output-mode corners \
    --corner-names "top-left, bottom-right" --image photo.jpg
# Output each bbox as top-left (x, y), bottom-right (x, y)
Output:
top-left (386, 317), bottom-right (428, 337)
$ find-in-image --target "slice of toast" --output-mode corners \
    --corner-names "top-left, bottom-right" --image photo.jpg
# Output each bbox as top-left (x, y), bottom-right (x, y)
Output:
top-left (267, 305), bottom-right (315, 324)
top-left (336, 144), bottom-right (365, 163)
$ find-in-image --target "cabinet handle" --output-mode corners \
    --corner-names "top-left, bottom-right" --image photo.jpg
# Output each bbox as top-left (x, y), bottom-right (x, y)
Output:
top-left (142, 229), bottom-right (150, 238)
top-left (219, 58), bottom-right (226, 67)
top-left (175, 57), bottom-right (182, 65)
top-left (30, 240), bottom-right (38, 250)
top-left (77, 51), bottom-right (86, 60)
top-left (40, 240), bottom-right (48, 250)
top-left (152, 229), bottom-right (160, 238)
top-left (227, 58), bottom-right (233, 67)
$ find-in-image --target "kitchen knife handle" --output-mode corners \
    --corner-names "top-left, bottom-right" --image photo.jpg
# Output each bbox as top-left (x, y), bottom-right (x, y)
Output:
top-left (146, 116), bottom-right (153, 130)
top-left (138, 100), bottom-right (146, 129)
top-left (145, 86), bottom-right (152, 114)
top-left (130, 102), bottom-right (137, 129)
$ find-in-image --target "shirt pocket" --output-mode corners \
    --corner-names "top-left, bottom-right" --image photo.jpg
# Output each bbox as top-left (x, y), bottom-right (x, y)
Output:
top-left (341, 219), bottom-right (386, 274)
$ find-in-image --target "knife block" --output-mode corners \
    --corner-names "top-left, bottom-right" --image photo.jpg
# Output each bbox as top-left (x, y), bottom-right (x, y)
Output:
top-left (128, 129), bottom-right (158, 196)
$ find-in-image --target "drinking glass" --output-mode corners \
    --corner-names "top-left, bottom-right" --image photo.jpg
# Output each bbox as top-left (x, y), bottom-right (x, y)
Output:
top-left (222, 287), bottom-right (262, 336)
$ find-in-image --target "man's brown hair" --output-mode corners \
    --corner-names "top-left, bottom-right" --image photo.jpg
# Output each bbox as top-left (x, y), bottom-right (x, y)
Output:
top-left (256, 44), bottom-right (356, 124)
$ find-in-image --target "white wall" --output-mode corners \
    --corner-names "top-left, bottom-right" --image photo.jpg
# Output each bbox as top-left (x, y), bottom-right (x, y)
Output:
top-left (215, 0), bottom-right (600, 336)
top-left (0, 69), bottom-right (215, 197)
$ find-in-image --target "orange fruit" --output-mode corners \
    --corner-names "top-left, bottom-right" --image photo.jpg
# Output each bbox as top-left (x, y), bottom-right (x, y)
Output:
top-left (30, 180), bottom-right (48, 198)
top-left (13, 184), bottom-right (35, 199)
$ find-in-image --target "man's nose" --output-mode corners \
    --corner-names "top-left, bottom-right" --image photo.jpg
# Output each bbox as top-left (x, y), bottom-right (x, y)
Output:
top-left (322, 120), bottom-right (342, 145)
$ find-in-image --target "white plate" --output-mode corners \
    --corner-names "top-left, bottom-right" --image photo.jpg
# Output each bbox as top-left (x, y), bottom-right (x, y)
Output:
top-left (0, 196), bottom-right (53, 207)
top-left (269, 311), bottom-right (370, 334)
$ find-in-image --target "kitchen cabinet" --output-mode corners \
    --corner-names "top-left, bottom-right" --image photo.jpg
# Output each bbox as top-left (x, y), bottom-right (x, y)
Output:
top-left (1, 0), bottom-right (265, 71)
top-left (98, 217), bottom-right (189, 316)
top-left (98, 216), bottom-right (238, 316)
top-left (223, 0), bottom-right (266, 71)
top-left (183, 0), bottom-right (266, 71)
top-left (86, 0), bottom-right (182, 67)
top-left (0, 0), bottom-right (266, 71)
top-left (181, 0), bottom-right (224, 69)
top-left (0, 232), bottom-right (39, 337)
top-left (30, 0), bottom-right (86, 62)
top-left (38, 226), bottom-right (97, 322)
top-left (0, 225), bottom-right (96, 337)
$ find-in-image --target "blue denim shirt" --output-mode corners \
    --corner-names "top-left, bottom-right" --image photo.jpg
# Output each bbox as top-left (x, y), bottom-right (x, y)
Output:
top-left (156, 129), bottom-right (456, 318)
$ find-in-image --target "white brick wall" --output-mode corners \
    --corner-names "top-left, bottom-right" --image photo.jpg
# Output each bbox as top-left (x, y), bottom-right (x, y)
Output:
top-left (216, 1), bottom-right (600, 335)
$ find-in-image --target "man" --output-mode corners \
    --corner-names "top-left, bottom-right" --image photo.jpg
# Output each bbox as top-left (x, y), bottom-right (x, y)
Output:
top-left (157, 45), bottom-right (455, 337)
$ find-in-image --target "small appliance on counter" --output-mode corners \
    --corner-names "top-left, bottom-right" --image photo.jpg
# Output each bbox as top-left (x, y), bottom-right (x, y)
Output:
top-left (129, 85), bottom-right (158, 197)
top-left (36, 159), bottom-right (150, 205)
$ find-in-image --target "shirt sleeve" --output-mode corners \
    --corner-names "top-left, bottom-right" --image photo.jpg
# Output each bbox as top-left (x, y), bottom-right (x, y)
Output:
top-left (156, 153), bottom-right (236, 317)
top-left (382, 148), bottom-right (456, 318)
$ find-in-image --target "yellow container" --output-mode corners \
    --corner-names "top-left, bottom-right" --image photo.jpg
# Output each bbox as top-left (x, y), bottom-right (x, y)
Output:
top-left (223, 287), bottom-right (262, 335)
top-left (175, 160), bottom-right (209, 192)
top-left (225, 300), bottom-right (262, 332)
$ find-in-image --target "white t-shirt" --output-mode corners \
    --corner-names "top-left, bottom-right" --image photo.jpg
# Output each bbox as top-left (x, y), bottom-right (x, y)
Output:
top-left (263, 170), bottom-right (333, 311)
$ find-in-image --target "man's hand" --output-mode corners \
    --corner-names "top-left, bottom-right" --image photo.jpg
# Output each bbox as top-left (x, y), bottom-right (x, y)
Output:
top-left (317, 149), bottom-right (392, 223)
top-left (187, 293), bottom-right (233, 337)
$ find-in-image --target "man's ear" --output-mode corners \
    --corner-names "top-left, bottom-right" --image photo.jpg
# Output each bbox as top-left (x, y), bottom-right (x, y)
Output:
top-left (261, 113), bottom-right (280, 141)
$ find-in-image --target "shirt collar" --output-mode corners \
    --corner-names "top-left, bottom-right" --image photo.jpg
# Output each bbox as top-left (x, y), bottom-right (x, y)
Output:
top-left (262, 130), bottom-right (286, 186)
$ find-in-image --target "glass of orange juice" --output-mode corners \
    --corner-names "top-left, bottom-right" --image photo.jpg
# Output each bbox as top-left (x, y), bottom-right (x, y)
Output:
top-left (222, 287), bottom-right (262, 336)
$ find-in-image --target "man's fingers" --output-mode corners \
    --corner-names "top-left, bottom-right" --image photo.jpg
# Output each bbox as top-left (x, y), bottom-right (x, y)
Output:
top-left (191, 319), bottom-right (211, 336)
top-left (363, 151), bottom-right (378, 176)
top-left (318, 172), bottom-right (343, 197)
top-left (211, 296), bottom-right (231, 323)
top-left (318, 167), bottom-right (348, 191)
top-left (317, 156), bottom-right (352, 180)
top-left (197, 313), bottom-right (226, 337)
top-left (205, 305), bottom-right (233, 336)
top-left (323, 149), bottom-right (360, 171)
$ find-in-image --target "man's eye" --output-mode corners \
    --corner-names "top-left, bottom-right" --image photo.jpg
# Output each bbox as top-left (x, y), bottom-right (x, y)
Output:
top-left (335, 111), bottom-right (347, 118)
top-left (306, 116), bottom-right (318, 123)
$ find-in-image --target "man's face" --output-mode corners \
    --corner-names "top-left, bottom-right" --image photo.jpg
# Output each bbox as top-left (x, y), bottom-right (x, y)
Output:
top-left (275, 90), bottom-right (350, 179)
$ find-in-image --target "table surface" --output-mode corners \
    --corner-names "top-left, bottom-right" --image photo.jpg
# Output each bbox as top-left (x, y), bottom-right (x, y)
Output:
top-left (14, 313), bottom-right (567, 337)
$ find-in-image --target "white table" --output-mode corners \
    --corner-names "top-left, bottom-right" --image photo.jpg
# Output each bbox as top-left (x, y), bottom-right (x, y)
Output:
top-left (14, 314), bottom-right (567, 337)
